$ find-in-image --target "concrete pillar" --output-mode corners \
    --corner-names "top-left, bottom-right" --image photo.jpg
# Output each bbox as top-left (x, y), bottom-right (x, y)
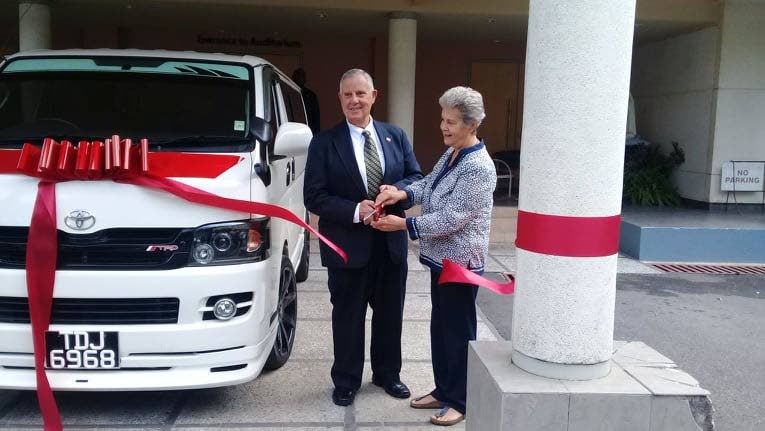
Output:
top-left (708, 0), bottom-right (765, 204)
top-left (387, 12), bottom-right (417, 142)
top-left (19, 1), bottom-right (52, 51)
top-left (511, 0), bottom-right (636, 380)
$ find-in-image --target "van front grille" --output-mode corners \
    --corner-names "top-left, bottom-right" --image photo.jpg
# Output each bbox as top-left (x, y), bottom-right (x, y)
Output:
top-left (0, 226), bottom-right (192, 270)
top-left (0, 296), bottom-right (180, 324)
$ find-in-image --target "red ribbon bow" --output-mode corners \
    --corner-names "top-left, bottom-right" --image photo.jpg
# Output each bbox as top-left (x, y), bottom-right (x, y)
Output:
top-left (0, 136), bottom-right (347, 431)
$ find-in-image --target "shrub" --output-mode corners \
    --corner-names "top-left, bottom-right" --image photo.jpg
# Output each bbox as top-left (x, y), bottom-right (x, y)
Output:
top-left (623, 142), bottom-right (685, 206)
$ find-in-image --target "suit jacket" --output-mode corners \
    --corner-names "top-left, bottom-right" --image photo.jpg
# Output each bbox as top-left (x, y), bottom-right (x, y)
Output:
top-left (304, 120), bottom-right (423, 268)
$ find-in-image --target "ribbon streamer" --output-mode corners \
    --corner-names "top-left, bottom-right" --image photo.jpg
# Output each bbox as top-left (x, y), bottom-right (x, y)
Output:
top-left (118, 175), bottom-right (345, 260)
top-left (0, 137), bottom-right (346, 431)
top-left (438, 259), bottom-right (515, 295)
top-left (25, 182), bottom-right (61, 430)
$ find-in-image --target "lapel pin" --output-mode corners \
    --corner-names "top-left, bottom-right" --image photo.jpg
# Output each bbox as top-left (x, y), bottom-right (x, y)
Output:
top-left (385, 137), bottom-right (391, 142)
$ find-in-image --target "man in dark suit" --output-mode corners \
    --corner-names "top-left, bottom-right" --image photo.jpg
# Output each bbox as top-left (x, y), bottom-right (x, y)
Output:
top-left (304, 69), bottom-right (423, 407)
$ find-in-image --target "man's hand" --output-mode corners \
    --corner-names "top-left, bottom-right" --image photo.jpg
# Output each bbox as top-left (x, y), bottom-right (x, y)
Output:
top-left (359, 199), bottom-right (377, 225)
top-left (375, 187), bottom-right (407, 207)
top-left (371, 215), bottom-right (406, 232)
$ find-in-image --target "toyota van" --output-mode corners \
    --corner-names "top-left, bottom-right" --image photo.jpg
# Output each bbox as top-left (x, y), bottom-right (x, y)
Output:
top-left (0, 49), bottom-right (312, 390)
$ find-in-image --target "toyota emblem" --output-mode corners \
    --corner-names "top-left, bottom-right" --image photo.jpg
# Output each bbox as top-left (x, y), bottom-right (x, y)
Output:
top-left (64, 210), bottom-right (96, 231)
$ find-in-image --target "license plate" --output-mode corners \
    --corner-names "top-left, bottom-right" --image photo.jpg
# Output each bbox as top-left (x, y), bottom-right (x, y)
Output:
top-left (45, 331), bottom-right (120, 369)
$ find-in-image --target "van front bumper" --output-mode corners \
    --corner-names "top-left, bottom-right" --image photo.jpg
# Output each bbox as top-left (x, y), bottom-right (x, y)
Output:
top-left (0, 259), bottom-right (280, 391)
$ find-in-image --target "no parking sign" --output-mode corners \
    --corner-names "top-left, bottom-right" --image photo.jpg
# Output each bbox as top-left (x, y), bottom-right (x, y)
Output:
top-left (721, 161), bottom-right (765, 191)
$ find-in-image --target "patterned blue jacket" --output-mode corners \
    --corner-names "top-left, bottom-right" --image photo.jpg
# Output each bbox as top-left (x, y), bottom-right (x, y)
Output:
top-left (404, 141), bottom-right (496, 273)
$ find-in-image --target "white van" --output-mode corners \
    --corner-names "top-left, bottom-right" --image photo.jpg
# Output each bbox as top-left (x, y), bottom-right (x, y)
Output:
top-left (0, 49), bottom-right (312, 390)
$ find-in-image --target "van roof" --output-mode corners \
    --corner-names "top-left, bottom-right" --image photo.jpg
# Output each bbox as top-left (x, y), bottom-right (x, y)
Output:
top-left (4, 49), bottom-right (273, 68)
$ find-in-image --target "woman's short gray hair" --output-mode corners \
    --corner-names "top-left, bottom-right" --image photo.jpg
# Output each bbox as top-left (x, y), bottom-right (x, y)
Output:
top-left (438, 86), bottom-right (486, 128)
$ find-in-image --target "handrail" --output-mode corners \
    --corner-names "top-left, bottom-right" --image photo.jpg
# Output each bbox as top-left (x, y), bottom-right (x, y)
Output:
top-left (492, 158), bottom-right (513, 199)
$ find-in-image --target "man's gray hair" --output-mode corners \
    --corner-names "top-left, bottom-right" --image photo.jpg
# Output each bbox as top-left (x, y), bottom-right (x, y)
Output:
top-left (438, 86), bottom-right (486, 128)
top-left (339, 68), bottom-right (375, 90)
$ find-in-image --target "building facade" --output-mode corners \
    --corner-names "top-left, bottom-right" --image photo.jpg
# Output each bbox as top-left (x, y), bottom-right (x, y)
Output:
top-left (2, 0), bottom-right (763, 205)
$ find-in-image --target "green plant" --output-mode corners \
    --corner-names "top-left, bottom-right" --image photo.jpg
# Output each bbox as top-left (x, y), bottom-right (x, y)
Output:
top-left (623, 142), bottom-right (685, 206)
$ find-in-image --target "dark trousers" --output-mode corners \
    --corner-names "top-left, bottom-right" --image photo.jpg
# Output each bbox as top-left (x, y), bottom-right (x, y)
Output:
top-left (327, 232), bottom-right (407, 390)
top-left (429, 270), bottom-right (478, 415)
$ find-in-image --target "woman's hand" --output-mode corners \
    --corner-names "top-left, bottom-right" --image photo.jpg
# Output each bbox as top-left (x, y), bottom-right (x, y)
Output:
top-left (371, 215), bottom-right (406, 232)
top-left (375, 186), bottom-right (407, 207)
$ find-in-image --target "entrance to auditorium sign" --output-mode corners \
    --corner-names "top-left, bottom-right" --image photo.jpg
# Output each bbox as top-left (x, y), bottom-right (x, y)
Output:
top-left (469, 62), bottom-right (525, 155)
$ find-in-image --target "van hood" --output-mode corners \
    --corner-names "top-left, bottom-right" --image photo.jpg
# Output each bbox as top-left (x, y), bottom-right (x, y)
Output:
top-left (0, 153), bottom-right (254, 231)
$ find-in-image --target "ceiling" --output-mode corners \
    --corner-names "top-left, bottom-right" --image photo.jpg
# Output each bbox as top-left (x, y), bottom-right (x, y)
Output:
top-left (0, 0), bottom-right (720, 52)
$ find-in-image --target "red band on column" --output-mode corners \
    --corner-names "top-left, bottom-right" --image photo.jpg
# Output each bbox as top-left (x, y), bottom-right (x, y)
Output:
top-left (515, 210), bottom-right (621, 257)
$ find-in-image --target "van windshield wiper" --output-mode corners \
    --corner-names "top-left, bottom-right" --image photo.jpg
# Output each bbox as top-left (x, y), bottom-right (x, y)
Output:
top-left (149, 135), bottom-right (249, 148)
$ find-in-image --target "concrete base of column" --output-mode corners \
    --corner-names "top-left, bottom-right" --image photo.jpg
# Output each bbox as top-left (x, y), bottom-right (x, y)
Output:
top-left (511, 348), bottom-right (611, 380)
top-left (467, 341), bottom-right (714, 431)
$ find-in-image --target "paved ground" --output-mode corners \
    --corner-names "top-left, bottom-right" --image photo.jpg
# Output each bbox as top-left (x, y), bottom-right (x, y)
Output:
top-left (0, 206), bottom-right (761, 429)
top-left (0, 237), bottom-right (666, 430)
top-left (0, 249), bottom-right (497, 430)
top-left (477, 272), bottom-right (765, 431)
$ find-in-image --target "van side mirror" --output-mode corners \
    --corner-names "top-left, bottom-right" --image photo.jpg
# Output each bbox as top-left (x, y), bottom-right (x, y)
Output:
top-left (273, 122), bottom-right (312, 157)
top-left (250, 117), bottom-right (273, 143)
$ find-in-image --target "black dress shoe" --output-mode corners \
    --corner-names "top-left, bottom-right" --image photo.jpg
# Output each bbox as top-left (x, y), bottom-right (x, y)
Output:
top-left (372, 375), bottom-right (411, 399)
top-left (332, 387), bottom-right (356, 406)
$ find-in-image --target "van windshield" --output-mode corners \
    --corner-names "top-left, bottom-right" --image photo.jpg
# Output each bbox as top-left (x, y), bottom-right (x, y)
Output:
top-left (0, 58), bottom-right (252, 151)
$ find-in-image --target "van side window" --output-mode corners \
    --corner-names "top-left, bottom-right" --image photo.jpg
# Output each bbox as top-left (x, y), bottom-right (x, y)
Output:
top-left (264, 82), bottom-right (280, 158)
top-left (280, 83), bottom-right (294, 122)
top-left (282, 83), bottom-right (307, 125)
top-left (272, 82), bottom-right (288, 127)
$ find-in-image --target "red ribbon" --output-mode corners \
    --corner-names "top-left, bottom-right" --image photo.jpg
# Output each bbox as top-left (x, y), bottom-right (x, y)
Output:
top-left (436, 211), bottom-right (621, 294)
top-left (516, 210), bottom-right (621, 257)
top-left (26, 181), bottom-right (61, 430)
top-left (0, 137), bottom-right (346, 431)
top-left (0, 138), bottom-right (245, 180)
top-left (437, 259), bottom-right (515, 295)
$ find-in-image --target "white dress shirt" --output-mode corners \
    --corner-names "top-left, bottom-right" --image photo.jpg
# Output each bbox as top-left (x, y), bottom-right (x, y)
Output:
top-left (347, 118), bottom-right (386, 222)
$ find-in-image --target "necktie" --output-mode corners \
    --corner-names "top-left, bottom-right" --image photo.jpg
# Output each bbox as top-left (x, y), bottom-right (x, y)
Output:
top-left (362, 130), bottom-right (383, 198)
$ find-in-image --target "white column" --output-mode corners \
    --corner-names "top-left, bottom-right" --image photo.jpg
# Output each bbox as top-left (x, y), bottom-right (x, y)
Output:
top-left (387, 12), bottom-right (417, 142)
top-left (511, 0), bottom-right (636, 380)
top-left (19, 1), bottom-right (52, 51)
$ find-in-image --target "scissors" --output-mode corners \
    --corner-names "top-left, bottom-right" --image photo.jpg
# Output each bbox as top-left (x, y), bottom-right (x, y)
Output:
top-left (363, 205), bottom-right (384, 222)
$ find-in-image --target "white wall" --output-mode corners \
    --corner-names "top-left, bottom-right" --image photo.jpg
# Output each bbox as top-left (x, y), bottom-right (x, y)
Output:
top-left (709, 0), bottom-right (765, 203)
top-left (631, 27), bottom-right (720, 202)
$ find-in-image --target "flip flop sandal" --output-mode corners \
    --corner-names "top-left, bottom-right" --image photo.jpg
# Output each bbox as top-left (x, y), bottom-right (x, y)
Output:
top-left (430, 407), bottom-right (465, 426)
top-left (410, 394), bottom-right (442, 409)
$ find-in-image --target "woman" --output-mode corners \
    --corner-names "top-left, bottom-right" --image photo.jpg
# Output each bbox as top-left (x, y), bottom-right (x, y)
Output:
top-left (371, 86), bottom-right (496, 426)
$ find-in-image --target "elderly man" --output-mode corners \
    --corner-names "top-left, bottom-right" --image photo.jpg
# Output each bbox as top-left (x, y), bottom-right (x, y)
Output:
top-left (304, 69), bottom-right (423, 406)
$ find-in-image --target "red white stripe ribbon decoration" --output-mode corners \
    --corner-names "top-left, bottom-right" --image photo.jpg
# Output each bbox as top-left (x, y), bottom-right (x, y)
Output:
top-left (0, 136), bottom-right (347, 431)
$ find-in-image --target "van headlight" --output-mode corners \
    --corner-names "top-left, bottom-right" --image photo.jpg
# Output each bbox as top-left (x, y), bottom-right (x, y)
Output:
top-left (189, 219), bottom-right (270, 266)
